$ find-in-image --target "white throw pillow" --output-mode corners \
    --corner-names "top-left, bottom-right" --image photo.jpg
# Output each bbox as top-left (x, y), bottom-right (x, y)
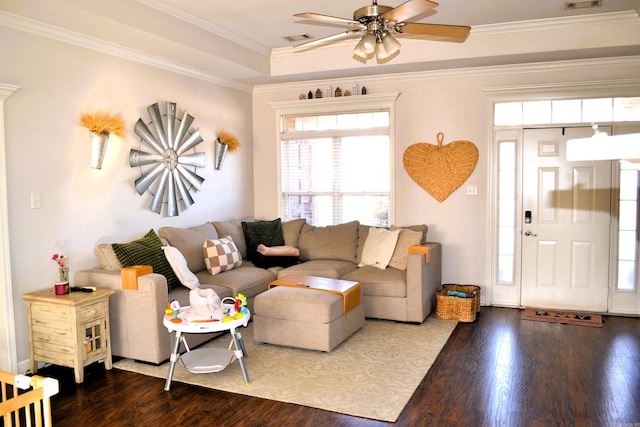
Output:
top-left (358, 227), bottom-right (401, 270)
top-left (162, 246), bottom-right (200, 289)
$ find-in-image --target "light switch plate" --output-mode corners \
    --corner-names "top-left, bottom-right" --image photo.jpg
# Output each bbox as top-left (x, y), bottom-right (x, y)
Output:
top-left (31, 193), bottom-right (41, 209)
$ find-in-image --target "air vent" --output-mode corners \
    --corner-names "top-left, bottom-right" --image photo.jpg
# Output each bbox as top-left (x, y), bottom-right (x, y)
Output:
top-left (565, 0), bottom-right (602, 10)
top-left (283, 34), bottom-right (314, 42)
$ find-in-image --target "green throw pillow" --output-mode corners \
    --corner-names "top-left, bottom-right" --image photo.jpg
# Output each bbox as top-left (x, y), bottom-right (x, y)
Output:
top-left (112, 229), bottom-right (180, 291)
top-left (241, 218), bottom-right (285, 262)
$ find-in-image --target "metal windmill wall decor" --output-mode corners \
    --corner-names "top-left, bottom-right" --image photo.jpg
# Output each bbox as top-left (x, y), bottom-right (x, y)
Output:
top-left (130, 102), bottom-right (206, 216)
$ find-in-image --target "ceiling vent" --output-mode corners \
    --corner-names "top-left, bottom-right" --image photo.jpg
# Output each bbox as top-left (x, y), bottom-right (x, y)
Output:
top-left (565, 0), bottom-right (602, 10)
top-left (283, 34), bottom-right (314, 43)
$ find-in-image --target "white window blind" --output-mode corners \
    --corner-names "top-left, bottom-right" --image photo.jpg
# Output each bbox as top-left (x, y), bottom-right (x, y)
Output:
top-left (280, 111), bottom-right (391, 227)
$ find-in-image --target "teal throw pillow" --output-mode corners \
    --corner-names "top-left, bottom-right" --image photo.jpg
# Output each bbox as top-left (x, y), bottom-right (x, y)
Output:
top-left (112, 229), bottom-right (180, 291)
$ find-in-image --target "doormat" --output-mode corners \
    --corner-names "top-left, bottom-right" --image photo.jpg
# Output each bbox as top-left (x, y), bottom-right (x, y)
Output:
top-left (521, 307), bottom-right (603, 328)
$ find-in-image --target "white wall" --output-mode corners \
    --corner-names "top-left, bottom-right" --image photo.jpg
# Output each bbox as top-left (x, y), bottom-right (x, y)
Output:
top-left (1, 27), bottom-right (254, 367)
top-left (252, 59), bottom-right (640, 304)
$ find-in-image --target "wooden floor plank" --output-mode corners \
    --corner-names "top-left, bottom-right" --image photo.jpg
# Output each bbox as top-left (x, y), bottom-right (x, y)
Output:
top-left (33, 307), bottom-right (639, 427)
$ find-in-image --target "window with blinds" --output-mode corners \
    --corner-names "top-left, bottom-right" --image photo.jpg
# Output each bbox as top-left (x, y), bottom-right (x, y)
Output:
top-left (280, 111), bottom-right (391, 227)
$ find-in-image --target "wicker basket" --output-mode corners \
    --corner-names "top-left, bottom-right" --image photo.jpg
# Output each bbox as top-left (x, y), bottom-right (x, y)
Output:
top-left (435, 284), bottom-right (481, 322)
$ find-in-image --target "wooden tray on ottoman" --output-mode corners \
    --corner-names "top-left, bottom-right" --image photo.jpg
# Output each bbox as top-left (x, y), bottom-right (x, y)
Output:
top-left (435, 284), bottom-right (481, 322)
top-left (268, 274), bottom-right (360, 314)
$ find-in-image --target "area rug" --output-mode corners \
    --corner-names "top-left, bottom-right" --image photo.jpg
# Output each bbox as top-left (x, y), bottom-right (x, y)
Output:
top-left (521, 307), bottom-right (603, 328)
top-left (113, 316), bottom-right (457, 422)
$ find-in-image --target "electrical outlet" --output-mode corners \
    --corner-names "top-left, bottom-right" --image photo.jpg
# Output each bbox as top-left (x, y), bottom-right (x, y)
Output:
top-left (31, 193), bottom-right (41, 209)
top-left (467, 185), bottom-right (478, 196)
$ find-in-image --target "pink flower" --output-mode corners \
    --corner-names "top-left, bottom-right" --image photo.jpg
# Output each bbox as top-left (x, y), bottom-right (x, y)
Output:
top-left (52, 254), bottom-right (69, 268)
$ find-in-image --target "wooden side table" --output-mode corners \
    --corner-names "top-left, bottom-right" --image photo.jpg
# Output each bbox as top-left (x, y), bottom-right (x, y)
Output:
top-left (22, 288), bottom-right (115, 383)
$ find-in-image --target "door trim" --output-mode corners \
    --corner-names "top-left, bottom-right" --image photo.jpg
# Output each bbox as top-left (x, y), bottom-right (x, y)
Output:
top-left (0, 84), bottom-right (20, 373)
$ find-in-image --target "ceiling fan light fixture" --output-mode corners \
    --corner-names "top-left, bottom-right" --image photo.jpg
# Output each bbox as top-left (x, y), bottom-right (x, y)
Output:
top-left (375, 37), bottom-right (390, 60)
top-left (381, 32), bottom-right (401, 56)
top-left (353, 37), bottom-right (370, 59)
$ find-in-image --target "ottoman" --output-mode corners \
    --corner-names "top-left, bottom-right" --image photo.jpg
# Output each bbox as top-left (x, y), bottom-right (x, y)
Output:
top-left (253, 286), bottom-right (365, 352)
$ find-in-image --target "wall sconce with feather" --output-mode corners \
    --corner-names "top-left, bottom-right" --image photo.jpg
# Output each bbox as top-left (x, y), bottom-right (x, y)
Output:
top-left (214, 129), bottom-right (241, 170)
top-left (78, 111), bottom-right (126, 169)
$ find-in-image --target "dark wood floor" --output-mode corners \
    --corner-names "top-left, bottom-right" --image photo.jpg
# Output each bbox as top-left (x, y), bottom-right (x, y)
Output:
top-left (37, 307), bottom-right (639, 426)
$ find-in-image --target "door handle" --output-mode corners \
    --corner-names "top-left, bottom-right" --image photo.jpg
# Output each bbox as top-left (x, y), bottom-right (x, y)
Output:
top-left (524, 230), bottom-right (537, 237)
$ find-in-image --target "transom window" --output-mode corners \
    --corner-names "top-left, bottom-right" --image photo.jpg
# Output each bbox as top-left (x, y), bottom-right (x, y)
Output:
top-left (280, 111), bottom-right (391, 227)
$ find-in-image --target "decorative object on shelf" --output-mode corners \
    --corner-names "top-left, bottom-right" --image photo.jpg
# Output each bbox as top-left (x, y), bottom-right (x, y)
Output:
top-left (52, 253), bottom-right (70, 294)
top-left (403, 132), bottom-right (478, 203)
top-left (293, 0), bottom-right (470, 63)
top-left (325, 87), bottom-right (333, 98)
top-left (52, 253), bottom-right (69, 282)
top-left (335, 87), bottom-right (342, 97)
top-left (352, 84), bottom-right (359, 96)
top-left (215, 129), bottom-right (241, 170)
top-left (315, 88), bottom-right (322, 99)
top-left (130, 101), bottom-right (206, 217)
top-left (307, 90), bottom-right (313, 99)
top-left (78, 111), bottom-right (126, 169)
top-left (299, 93), bottom-right (306, 100)
top-left (361, 86), bottom-right (367, 95)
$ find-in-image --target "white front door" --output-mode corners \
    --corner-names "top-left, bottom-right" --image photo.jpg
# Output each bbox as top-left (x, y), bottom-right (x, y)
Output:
top-left (520, 127), bottom-right (612, 311)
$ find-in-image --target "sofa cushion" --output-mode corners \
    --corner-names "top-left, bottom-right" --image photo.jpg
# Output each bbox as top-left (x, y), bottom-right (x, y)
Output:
top-left (341, 266), bottom-right (407, 298)
top-left (111, 229), bottom-right (180, 291)
top-left (403, 224), bottom-right (428, 244)
top-left (94, 243), bottom-right (121, 270)
top-left (241, 218), bottom-right (286, 262)
top-left (282, 218), bottom-right (306, 247)
top-left (162, 246), bottom-right (200, 289)
top-left (297, 221), bottom-right (359, 262)
top-left (158, 222), bottom-right (219, 273)
top-left (212, 218), bottom-right (252, 259)
top-left (203, 237), bottom-right (243, 275)
top-left (388, 226), bottom-right (424, 270)
top-left (358, 227), bottom-right (400, 270)
top-left (196, 266), bottom-right (274, 300)
top-left (278, 259), bottom-right (357, 279)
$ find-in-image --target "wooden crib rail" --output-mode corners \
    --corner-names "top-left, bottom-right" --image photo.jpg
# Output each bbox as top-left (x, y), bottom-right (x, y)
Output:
top-left (0, 370), bottom-right (59, 427)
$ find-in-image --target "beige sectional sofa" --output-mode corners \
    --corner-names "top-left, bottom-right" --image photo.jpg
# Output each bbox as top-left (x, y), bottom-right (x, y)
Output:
top-left (75, 218), bottom-right (441, 364)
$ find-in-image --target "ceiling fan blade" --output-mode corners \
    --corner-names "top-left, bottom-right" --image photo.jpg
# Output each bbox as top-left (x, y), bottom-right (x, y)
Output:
top-left (397, 22), bottom-right (470, 38)
top-left (382, 0), bottom-right (438, 23)
top-left (294, 12), bottom-right (361, 27)
top-left (294, 29), bottom-right (363, 49)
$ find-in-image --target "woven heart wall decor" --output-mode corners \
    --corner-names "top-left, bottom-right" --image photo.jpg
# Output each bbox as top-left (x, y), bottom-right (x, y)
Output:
top-left (403, 132), bottom-right (478, 203)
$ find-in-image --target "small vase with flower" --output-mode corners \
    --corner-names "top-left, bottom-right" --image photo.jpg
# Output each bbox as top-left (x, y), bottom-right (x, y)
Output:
top-left (52, 253), bottom-right (70, 295)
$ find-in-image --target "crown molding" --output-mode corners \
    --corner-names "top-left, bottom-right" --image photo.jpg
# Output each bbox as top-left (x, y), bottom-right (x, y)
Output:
top-left (0, 11), bottom-right (254, 93)
top-left (136, 0), bottom-right (271, 56)
top-left (254, 56), bottom-right (640, 94)
top-left (480, 78), bottom-right (640, 101)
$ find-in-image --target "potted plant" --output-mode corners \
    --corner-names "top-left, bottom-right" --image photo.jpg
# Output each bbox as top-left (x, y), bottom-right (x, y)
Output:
top-left (78, 111), bottom-right (126, 169)
top-left (215, 129), bottom-right (241, 170)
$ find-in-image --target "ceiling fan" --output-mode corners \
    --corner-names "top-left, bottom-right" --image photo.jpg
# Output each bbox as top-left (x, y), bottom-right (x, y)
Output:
top-left (293, 0), bottom-right (470, 61)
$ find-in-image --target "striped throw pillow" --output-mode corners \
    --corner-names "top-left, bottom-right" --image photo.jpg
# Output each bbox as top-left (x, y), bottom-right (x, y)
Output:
top-left (388, 227), bottom-right (423, 270)
top-left (203, 236), bottom-right (243, 275)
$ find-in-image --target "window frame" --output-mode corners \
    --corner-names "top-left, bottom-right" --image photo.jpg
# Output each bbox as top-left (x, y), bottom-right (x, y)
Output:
top-left (269, 92), bottom-right (400, 226)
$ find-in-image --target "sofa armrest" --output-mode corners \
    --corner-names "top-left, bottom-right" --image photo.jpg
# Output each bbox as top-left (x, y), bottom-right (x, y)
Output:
top-left (75, 268), bottom-right (172, 364)
top-left (405, 243), bottom-right (442, 323)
